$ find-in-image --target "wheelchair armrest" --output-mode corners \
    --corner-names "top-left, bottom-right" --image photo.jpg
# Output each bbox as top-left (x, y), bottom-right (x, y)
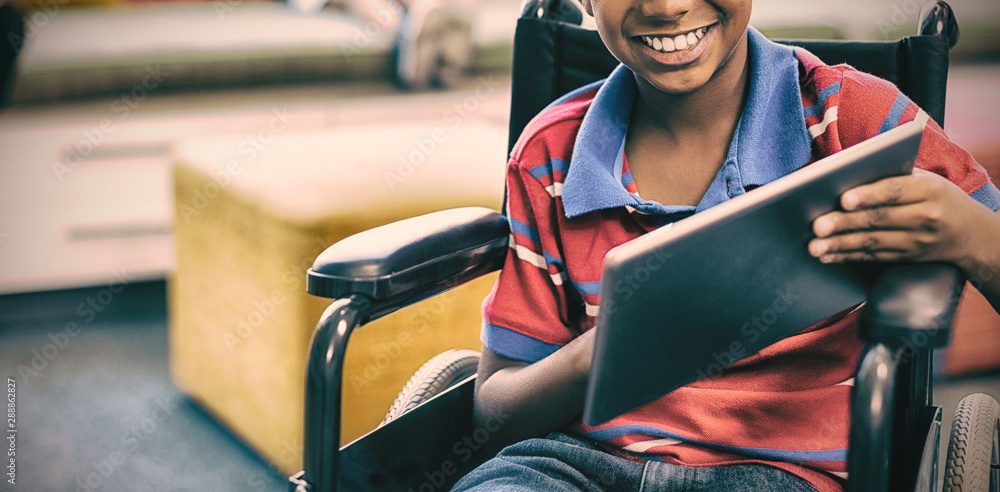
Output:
top-left (851, 262), bottom-right (963, 491)
top-left (859, 263), bottom-right (965, 349)
top-left (297, 208), bottom-right (508, 492)
top-left (307, 207), bottom-right (509, 301)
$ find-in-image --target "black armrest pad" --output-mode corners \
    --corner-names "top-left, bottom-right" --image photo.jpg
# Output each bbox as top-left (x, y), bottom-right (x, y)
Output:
top-left (307, 207), bottom-right (509, 299)
top-left (860, 263), bottom-right (964, 348)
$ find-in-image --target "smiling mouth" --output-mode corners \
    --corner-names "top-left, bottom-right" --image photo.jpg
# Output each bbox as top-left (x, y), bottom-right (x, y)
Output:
top-left (639, 25), bottom-right (713, 54)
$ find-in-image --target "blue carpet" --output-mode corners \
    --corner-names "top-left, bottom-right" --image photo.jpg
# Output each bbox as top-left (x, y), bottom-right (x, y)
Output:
top-left (0, 281), bottom-right (286, 492)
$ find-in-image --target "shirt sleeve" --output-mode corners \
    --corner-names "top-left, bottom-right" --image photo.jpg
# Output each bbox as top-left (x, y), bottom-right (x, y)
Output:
top-left (480, 154), bottom-right (582, 363)
top-left (838, 68), bottom-right (1000, 211)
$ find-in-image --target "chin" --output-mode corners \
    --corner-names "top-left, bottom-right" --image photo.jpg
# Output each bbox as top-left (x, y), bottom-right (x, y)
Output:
top-left (641, 70), bottom-right (713, 96)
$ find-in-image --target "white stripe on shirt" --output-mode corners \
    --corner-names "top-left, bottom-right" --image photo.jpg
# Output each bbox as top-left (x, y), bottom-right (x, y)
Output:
top-left (622, 438), bottom-right (682, 453)
top-left (809, 106), bottom-right (839, 139)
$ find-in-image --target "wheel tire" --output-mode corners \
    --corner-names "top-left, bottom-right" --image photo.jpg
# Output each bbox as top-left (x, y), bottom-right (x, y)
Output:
top-left (944, 393), bottom-right (1000, 492)
top-left (380, 349), bottom-right (480, 426)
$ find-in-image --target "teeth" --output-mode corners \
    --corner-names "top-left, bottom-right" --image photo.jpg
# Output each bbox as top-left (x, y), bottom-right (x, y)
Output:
top-left (642, 26), bottom-right (708, 53)
top-left (673, 34), bottom-right (687, 50)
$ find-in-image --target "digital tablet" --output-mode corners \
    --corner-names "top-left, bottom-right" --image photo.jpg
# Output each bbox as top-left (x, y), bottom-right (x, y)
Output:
top-left (583, 121), bottom-right (923, 426)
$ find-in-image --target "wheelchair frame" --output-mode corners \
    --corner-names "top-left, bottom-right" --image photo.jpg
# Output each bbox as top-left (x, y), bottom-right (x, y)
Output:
top-left (288, 1), bottom-right (972, 491)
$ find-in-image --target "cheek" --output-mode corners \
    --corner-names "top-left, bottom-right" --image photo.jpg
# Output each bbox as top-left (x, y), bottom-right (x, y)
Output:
top-left (719, 0), bottom-right (753, 21)
top-left (593, 23), bottom-right (629, 63)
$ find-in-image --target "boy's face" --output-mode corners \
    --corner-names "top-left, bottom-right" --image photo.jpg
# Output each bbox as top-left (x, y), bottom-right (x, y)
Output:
top-left (581, 0), bottom-right (751, 95)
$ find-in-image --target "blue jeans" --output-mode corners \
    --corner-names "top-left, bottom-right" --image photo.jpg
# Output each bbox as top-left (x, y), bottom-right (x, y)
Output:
top-left (451, 433), bottom-right (819, 491)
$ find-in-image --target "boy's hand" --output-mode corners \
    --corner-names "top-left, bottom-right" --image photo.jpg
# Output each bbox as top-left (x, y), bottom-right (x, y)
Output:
top-left (808, 169), bottom-right (996, 275)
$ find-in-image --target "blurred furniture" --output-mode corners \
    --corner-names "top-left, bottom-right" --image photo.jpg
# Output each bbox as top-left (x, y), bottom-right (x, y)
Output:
top-left (168, 124), bottom-right (505, 476)
top-left (7, 1), bottom-right (514, 103)
top-left (945, 287), bottom-right (1000, 376)
top-left (0, 127), bottom-right (175, 295)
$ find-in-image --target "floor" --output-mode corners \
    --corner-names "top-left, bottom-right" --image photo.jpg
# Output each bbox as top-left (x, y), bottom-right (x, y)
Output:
top-left (1, 280), bottom-right (998, 491)
top-left (0, 281), bottom-right (287, 492)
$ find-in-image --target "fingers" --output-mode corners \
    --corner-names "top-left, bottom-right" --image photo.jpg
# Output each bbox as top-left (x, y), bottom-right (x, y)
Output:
top-left (814, 171), bottom-right (955, 238)
top-left (813, 202), bottom-right (936, 238)
top-left (808, 170), bottom-right (993, 268)
top-left (808, 230), bottom-right (933, 263)
top-left (838, 175), bottom-right (918, 211)
top-left (810, 198), bottom-right (948, 263)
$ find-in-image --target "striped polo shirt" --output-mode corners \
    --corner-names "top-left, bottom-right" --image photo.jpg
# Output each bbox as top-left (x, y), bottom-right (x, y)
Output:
top-left (481, 27), bottom-right (1000, 492)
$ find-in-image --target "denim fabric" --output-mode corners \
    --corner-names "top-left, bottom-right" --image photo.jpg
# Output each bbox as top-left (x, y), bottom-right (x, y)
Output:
top-left (451, 433), bottom-right (818, 492)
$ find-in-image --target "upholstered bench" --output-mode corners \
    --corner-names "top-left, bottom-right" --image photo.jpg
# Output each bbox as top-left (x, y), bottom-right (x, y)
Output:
top-left (169, 123), bottom-right (505, 476)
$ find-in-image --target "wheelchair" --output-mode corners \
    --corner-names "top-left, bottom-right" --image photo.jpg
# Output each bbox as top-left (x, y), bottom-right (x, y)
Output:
top-left (288, 1), bottom-right (1000, 490)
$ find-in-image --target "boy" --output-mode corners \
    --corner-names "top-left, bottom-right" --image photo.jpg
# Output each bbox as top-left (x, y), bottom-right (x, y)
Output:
top-left (455, 0), bottom-right (1000, 490)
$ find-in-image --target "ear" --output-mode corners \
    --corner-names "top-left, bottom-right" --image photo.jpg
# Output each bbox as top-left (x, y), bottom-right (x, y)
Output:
top-left (579, 0), bottom-right (594, 17)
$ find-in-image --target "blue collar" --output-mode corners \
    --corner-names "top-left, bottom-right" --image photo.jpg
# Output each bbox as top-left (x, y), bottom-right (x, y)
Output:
top-left (561, 27), bottom-right (813, 219)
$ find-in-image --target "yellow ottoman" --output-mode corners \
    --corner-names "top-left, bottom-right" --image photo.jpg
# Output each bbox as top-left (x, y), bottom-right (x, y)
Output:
top-left (169, 122), bottom-right (506, 476)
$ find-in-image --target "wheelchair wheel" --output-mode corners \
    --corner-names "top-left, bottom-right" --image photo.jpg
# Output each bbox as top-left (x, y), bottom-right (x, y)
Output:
top-left (944, 393), bottom-right (1000, 492)
top-left (379, 349), bottom-right (480, 425)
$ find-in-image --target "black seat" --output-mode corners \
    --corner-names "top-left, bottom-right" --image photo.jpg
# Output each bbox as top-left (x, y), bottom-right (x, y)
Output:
top-left (287, 2), bottom-right (983, 491)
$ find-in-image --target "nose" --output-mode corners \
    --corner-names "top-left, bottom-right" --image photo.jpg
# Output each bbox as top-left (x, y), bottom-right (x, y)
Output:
top-left (638, 0), bottom-right (695, 21)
